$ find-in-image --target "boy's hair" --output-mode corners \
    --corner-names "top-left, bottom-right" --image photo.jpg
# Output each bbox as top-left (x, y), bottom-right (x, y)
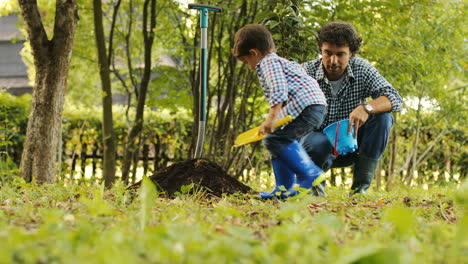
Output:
top-left (317, 22), bottom-right (362, 54)
top-left (232, 24), bottom-right (275, 57)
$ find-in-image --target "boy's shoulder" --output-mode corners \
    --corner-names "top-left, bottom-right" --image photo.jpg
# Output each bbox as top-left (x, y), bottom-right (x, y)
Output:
top-left (257, 53), bottom-right (287, 69)
top-left (261, 53), bottom-right (282, 62)
top-left (301, 57), bottom-right (321, 72)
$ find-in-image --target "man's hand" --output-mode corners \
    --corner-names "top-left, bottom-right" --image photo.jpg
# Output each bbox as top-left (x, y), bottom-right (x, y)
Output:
top-left (348, 105), bottom-right (368, 138)
top-left (348, 96), bottom-right (393, 138)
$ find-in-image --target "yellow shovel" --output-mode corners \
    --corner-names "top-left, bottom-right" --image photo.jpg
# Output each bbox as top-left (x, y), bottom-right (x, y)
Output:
top-left (234, 115), bottom-right (293, 147)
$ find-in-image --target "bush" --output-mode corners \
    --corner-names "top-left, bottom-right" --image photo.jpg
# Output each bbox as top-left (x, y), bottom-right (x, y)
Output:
top-left (0, 91), bottom-right (193, 180)
top-left (0, 92), bottom-right (30, 166)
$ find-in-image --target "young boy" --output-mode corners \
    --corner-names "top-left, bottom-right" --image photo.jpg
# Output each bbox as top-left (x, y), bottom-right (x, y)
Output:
top-left (232, 24), bottom-right (328, 199)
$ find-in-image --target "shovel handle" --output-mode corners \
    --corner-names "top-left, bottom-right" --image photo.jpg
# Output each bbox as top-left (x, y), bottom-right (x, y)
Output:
top-left (233, 116), bottom-right (293, 147)
top-left (188, 4), bottom-right (223, 12)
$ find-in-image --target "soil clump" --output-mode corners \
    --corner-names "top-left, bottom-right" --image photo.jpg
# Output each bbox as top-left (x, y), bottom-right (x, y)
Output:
top-left (127, 159), bottom-right (253, 197)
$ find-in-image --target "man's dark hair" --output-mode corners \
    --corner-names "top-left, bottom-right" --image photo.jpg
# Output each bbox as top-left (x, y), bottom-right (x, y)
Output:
top-left (317, 22), bottom-right (362, 54)
top-left (232, 24), bottom-right (276, 57)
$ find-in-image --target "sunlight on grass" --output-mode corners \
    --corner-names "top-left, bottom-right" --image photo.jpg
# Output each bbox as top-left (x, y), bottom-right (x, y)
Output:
top-left (0, 178), bottom-right (466, 263)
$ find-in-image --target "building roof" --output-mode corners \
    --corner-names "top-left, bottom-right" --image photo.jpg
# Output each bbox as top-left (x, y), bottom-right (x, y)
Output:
top-left (0, 15), bottom-right (31, 96)
top-left (0, 77), bottom-right (30, 89)
top-left (0, 15), bottom-right (23, 42)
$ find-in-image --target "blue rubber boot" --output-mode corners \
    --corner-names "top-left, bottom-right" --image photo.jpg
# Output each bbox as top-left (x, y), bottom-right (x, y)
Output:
top-left (278, 141), bottom-right (325, 198)
top-left (260, 159), bottom-right (295, 199)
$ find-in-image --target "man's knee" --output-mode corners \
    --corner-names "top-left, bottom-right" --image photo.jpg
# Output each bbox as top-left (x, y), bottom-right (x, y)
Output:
top-left (358, 113), bottom-right (394, 159)
top-left (368, 112), bottom-right (394, 131)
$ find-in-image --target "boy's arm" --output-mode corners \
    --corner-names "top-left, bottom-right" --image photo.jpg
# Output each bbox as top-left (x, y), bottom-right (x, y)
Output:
top-left (261, 57), bottom-right (288, 109)
top-left (259, 103), bottom-right (283, 135)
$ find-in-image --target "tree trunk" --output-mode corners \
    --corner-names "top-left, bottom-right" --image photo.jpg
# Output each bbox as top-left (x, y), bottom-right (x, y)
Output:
top-left (406, 98), bottom-right (422, 186)
top-left (329, 168), bottom-right (336, 186)
top-left (386, 115), bottom-right (397, 191)
top-left (18, 0), bottom-right (78, 183)
top-left (93, 0), bottom-right (117, 188)
top-left (340, 168), bottom-right (347, 187)
top-left (374, 160), bottom-right (382, 191)
top-left (121, 0), bottom-right (157, 184)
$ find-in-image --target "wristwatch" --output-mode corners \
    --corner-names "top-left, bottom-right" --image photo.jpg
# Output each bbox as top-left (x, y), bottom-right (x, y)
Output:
top-left (362, 103), bottom-right (374, 114)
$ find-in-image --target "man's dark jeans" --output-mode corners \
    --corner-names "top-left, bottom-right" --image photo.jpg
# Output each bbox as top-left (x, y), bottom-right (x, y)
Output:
top-left (301, 113), bottom-right (394, 171)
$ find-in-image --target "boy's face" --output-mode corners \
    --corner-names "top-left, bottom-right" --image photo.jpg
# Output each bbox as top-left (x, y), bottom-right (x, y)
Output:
top-left (320, 42), bottom-right (352, 81)
top-left (238, 49), bottom-right (263, 70)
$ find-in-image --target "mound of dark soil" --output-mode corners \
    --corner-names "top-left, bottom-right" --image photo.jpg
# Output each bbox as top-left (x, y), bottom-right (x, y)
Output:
top-left (127, 159), bottom-right (253, 197)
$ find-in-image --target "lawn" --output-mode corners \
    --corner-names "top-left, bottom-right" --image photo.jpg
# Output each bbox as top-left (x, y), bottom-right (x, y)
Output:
top-left (0, 178), bottom-right (466, 264)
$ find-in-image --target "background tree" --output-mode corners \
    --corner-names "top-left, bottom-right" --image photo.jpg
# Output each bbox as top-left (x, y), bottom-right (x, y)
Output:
top-left (117, 0), bottom-right (159, 184)
top-left (92, 0), bottom-right (117, 188)
top-left (17, 0), bottom-right (78, 183)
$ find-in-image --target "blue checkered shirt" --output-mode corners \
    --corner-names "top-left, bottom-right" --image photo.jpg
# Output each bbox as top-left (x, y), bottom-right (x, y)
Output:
top-left (302, 56), bottom-right (403, 129)
top-left (255, 53), bottom-right (327, 119)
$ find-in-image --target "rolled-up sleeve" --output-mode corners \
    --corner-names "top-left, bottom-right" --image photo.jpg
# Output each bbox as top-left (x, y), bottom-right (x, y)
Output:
top-left (261, 58), bottom-right (288, 107)
top-left (366, 66), bottom-right (403, 112)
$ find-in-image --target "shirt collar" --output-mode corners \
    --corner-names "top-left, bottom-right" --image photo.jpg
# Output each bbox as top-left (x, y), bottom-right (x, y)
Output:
top-left (255, 53), bottom-right (277, 71)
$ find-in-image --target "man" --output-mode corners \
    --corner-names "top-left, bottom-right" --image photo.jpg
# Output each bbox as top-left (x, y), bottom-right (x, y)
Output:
top-left (301, 21), bottom-right (403, 195)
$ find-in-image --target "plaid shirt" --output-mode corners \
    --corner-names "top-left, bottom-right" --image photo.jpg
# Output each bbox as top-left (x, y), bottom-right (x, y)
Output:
top-left (255, 53), bottom-right (327, 119)
top-left (302, 56), bottom-right (403, 129)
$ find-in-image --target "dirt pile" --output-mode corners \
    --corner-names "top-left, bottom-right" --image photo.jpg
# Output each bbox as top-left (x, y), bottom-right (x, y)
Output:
top-left (127, 159), bottom-right (253, 197)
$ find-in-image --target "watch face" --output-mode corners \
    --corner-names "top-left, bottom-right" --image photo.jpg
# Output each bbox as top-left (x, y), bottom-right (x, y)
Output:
top-left (364, 104), bottom-right (373, 113)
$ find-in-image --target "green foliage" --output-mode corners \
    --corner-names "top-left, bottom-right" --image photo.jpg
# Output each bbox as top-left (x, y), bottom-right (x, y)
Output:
top-left (0, 91), bottom-right (193, 182)
top-left (258, 0), bottom-right (318, 62)
top-left (68, 0), bottom-right (190, 108)
top-left (383, 206), bottom-right (415, 237)
top-left (0, 92), bottom-right (30, 180)
top-left (0, 181), bottom-right (465, 263)
top-left (139, 176), bottom-right (158, 230)
top-left (454, 180), bottom-right (468, 252)
top-left (0, 0), bottom-right (19, 16)
top-left (80, 183), bottom-right (117, 217)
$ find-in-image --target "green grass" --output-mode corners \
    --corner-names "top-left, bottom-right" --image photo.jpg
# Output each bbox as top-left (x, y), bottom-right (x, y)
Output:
top-left (0, 178), bottom-right (466, 264)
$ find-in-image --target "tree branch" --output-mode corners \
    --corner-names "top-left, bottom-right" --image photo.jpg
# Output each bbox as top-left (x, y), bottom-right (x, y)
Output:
top-left (18, 0), bottom-right (49, 60)
top-left (107, 0), bottom-right (122, 66)
top-left (52, 0), bottom-right (78, 55)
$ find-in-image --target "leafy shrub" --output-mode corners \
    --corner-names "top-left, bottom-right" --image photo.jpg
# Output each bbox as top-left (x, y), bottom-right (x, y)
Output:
top-left (0, 92), bottom-right (30, 166)
top-left (0, 91), bottom-right (193, 180)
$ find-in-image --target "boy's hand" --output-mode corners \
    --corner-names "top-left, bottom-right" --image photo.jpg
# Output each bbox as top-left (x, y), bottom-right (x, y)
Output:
top-left (260, 103), bottom-right (283, 135)
top-left (259, 119), bottom-right (276, 135)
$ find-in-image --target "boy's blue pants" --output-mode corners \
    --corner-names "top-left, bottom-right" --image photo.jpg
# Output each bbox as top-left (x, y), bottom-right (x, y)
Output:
top-left (263, 105), bottom-right (327, 158)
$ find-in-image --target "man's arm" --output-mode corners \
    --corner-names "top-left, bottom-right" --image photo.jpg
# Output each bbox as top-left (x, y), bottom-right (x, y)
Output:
top-left (348, 96), bottom-right (391, 137)
top-left (347, 59), bottom-right (403, 137)
top-left (366, 62), bottom-right (403, 113)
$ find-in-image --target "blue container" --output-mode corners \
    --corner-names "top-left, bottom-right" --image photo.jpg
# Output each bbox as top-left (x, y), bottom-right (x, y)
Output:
top-left (323, 119), bottom-right (358, 156)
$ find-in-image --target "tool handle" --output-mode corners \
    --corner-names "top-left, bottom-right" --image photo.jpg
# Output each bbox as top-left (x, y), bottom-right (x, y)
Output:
top-left (273, 115), bottom-right (293, 127)
top-left (233, 116), bottom-right (293, 147)
top-left (188, 4), bottom-right (223, 12)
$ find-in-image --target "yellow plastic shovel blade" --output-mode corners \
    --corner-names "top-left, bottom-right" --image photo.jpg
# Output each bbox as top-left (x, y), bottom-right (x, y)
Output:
top-left (234, 115), bottom-right (293, 147)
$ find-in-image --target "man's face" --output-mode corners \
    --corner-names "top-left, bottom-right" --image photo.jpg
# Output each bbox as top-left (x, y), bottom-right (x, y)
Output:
top-left (320, 42), bottom-right (352, 81)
